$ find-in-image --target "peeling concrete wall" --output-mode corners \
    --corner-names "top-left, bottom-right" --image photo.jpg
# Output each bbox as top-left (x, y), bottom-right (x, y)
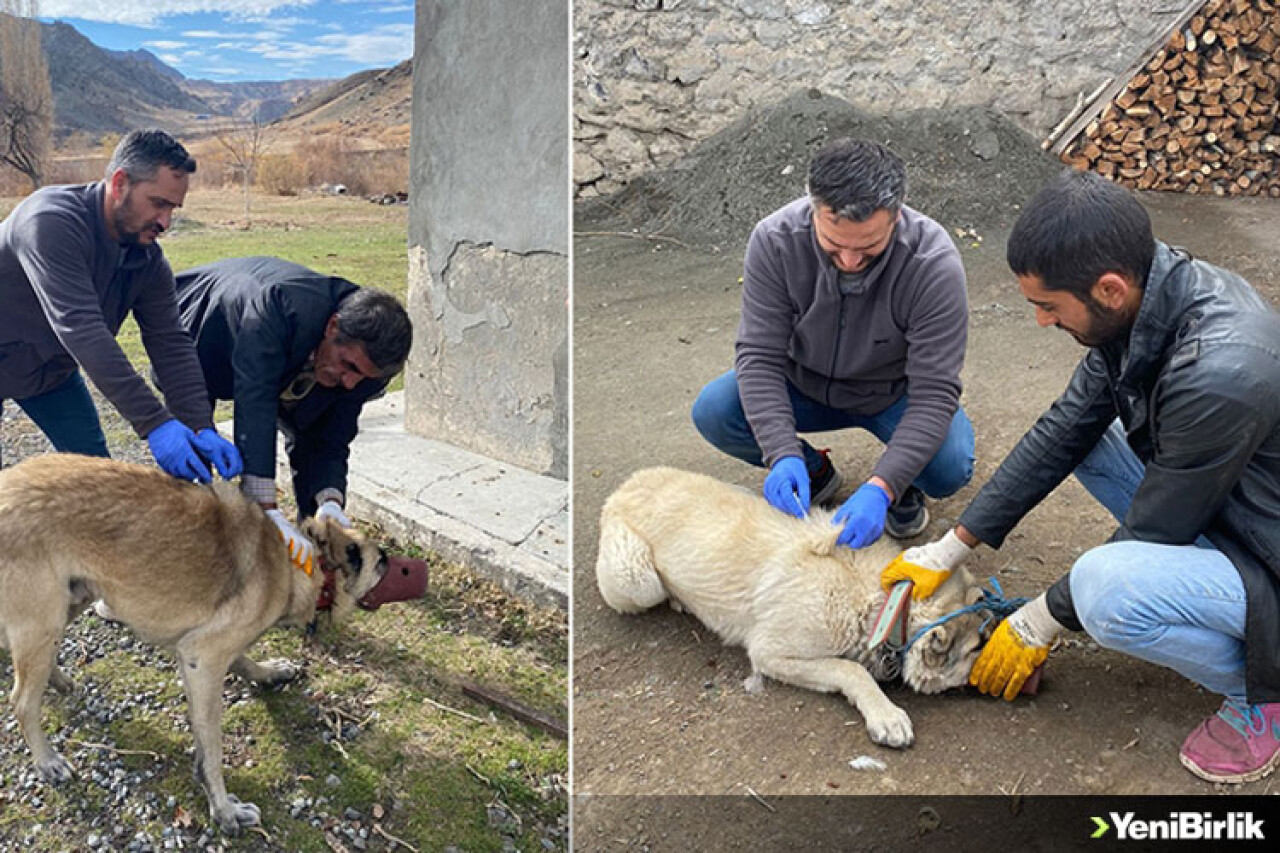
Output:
top-left (408, 0), bottom-right (569, 478)
top-left (575, 0), bottom-right (1191, 197)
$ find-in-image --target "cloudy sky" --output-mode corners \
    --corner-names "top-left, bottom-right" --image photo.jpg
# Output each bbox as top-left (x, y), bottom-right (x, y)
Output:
top-left (37, 0), bottom-right (414, 82)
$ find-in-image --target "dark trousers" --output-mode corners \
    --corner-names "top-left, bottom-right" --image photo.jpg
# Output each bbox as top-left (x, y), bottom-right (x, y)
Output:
top-left (2, 372), bottom-right (111, 465)
top-left (278, 417), bottom-right (329, 519)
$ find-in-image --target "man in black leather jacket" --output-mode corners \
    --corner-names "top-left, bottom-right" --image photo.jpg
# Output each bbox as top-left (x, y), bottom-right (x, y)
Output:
top-left (881, 170), bottom-right (1280, 784)
top-left (172, 257), bottom-right (412, 569)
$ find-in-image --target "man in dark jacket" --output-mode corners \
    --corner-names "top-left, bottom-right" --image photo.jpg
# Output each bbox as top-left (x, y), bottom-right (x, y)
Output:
top-left (173, 257), bottom-right (412, 567)
top-left (692, 138), bottom-right (973, 548)
top-left (886, 170), bottom-right (1280, 784)
top-left (0, 129), bottom-right (240, 482)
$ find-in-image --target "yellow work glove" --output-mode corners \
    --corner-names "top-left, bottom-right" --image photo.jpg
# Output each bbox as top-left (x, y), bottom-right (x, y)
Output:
top-left (266, 508), bottom-right (317, 575)
top-left (969, 593), bottom-right (1061, 700)
top-left (880, 529), bottom-right (973, 600)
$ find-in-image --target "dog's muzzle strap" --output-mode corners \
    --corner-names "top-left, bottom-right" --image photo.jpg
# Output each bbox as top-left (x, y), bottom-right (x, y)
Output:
top-left (867, 580), bottom-right (913, 651)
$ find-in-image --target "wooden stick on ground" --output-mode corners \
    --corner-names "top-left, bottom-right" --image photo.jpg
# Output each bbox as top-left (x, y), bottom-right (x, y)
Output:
top-left (66, 739), bottom-right (163, 760)
top-left (459, 679), bottom-right (568, 739)
top-left (374, 824), bottom-right (420, 852)
top-left (423, 694), bottom-right (489, 725)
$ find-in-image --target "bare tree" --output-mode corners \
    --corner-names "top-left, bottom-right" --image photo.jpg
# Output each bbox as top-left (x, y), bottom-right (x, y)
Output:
top-left (212, 111), bottom-right (276, 227)
top-left (0, 0), bottom-right (52, 190)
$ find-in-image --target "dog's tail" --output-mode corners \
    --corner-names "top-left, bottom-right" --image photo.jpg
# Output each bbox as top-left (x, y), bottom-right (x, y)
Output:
top-left (595, 514), bottom-right (667, 613)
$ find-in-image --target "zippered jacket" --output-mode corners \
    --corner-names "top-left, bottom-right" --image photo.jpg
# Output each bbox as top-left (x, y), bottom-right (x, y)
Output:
top-left (174, 256), bottom-right (388, 499)
top-left (959, 242), bottom-right (1280, 702)
top-left (736, 196), bottom-right (968, 499)
top-left (0, 182), bottom-right (212, 435)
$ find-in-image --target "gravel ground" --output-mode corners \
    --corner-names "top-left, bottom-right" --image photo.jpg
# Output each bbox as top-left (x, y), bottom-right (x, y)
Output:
top-left (0, 391), bottom-right (153, 468)
top-left (2, 628), bottom-right (392, 853)
top-left (0, 388), bottom-right (568, 852)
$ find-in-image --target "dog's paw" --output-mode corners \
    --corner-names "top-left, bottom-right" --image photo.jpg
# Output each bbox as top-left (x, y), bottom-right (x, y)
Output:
top-left (213, 794), bottom-right (261, 835)
top-left (256, 659), bottom-right (300, 686)
top-left (35, 752), bottom-right (75, 784)
top-left (49, 667), bottom-right (76, 696)
top-left (742, 672), bottom-right (765, 695)
top-left (863, 701), bottom-right (914, 749)
top-left (233, 656), bottom-right (300, 687)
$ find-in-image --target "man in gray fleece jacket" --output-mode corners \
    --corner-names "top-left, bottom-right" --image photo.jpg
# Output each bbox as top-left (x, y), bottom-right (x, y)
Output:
top-left (692, 138), bottom-right (973, 547)
top-left (0, 129), bottom-right (240, 483)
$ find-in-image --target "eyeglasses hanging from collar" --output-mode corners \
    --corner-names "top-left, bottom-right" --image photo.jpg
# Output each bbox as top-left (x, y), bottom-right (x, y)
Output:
top-left (280, 365), bottom-right (317, 403)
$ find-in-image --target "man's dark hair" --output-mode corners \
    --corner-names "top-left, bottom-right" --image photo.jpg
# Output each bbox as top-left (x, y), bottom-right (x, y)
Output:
top-left (106, 129), bottom-right (197, 183)
top-left (334, 289), bottom-right (413, 374)
top-left (807, 138), bottom-right (907, 222)
top-left (1007, 170), bottom-right (1155, 300)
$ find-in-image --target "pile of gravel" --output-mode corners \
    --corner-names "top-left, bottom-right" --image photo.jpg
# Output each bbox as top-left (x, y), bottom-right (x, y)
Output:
top-left (576, 88), bottom-right (1066, 250)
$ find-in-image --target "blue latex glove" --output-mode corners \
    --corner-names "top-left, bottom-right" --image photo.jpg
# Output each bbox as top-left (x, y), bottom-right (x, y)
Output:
top-left (146, 419), bottom-right (212, 483)
top-left (763, 456), bottom-right (809, 519)
top-left (832, 482), bottom-right (892, 548)
top-left (191, 428), bottom-right (243, 479)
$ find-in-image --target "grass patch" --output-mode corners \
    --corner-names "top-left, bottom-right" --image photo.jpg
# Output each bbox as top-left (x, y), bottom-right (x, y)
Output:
top-left (0, 540), bottom-right (567, 850)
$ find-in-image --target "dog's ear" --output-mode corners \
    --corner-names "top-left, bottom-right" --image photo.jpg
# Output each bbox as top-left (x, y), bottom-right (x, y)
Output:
top-left (340, 542), bottom-right (364, 578)
top-left (924, 622), bottom-right (956, 656)
top-left (300, 516), bottom-right (363, 576)
top-left (300, 516), bottom-right (331, 550)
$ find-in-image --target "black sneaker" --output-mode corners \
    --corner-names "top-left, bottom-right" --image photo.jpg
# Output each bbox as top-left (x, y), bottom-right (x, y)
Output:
top-left (809, 449), bottom-right (843, 507)
top-left (884, 485), bottom-right (929, 538)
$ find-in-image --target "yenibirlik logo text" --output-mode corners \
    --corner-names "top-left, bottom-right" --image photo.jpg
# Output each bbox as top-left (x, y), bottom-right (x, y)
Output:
top-left (1091, 811), bottom-right (1265, 841)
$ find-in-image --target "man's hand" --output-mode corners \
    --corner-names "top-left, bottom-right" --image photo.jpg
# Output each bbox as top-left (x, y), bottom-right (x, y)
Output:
top-left (146, 419), bottom-right (212, 483)
top-left (969, 593), bottom-right (1061, 700)
top-left (265, 508), bottom-right (316, 574)
top-left (881, 529), bottom-right (974, 600)
top-left (763, 456), bottom-right (809, 519)
top-left (832, 482), bottom-right (892, 548)
top-left (316, 499), bottom-right (352, 529)
top-left (190, 428), bottom-right (243, 479)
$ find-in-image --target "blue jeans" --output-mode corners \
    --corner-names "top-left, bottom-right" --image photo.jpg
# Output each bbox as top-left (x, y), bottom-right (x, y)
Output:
top-left (690, 369), bottom-right (975, 498)
top-left (1069, 420), bottom-right (1247, 700)
top-left (3, 371), bottom-right (110, 462)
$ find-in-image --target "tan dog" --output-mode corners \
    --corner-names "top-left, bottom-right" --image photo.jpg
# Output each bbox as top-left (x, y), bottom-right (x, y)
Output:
top-left (596, 467), bottom-right (987, 748)
top-left (0, 454), bottom-right (387, 835)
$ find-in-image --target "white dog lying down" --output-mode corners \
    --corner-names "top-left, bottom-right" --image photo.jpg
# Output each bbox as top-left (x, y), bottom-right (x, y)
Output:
top-left (596, 467), bottom-right (990, 748)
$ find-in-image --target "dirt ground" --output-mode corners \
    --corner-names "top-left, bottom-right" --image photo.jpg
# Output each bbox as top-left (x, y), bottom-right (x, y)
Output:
top-left (570, 107), bottom-right (1280, 836)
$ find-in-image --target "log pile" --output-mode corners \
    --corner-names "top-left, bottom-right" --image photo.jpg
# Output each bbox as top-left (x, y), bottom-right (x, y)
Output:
top-left (1061, 0), bottom-right (1280, 197)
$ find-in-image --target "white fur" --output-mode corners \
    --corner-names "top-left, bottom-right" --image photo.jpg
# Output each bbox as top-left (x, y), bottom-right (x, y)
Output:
top-left (596, 467), bottom-right (987, 749)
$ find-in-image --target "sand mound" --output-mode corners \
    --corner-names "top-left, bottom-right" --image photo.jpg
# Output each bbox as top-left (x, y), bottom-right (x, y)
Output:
top-left (577, 89), bottom-right (1065, 250)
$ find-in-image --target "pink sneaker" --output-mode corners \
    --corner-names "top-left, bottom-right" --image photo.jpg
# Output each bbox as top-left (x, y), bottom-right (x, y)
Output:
top-left (1179, 699), bottom-right (1280, 783)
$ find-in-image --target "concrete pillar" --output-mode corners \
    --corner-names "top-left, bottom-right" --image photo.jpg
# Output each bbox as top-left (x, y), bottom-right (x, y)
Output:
top-left (406, 0), bottom-right (568, 478)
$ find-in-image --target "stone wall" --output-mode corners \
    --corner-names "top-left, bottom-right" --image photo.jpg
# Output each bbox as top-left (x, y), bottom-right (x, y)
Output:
top-left (407, 0), bottom-right (569, 478)
top-left (575, 0), bottom-right (1196, 196)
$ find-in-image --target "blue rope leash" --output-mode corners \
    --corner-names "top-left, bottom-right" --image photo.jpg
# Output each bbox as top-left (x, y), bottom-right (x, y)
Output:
top-left (903, 577), bottom-right (1030, 651)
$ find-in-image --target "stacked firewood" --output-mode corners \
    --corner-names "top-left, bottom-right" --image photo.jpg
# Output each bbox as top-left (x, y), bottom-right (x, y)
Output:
top-left (1061, 0), bottom-right (1280, 196)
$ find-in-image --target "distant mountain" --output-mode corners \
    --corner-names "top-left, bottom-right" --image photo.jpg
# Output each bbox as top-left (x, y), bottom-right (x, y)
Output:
top-left (0, 16), bottom-right (408, 146)
top-left (182, 78), bottom-right (333, 123)
top-left (106, 47), bottom-right (186, 83)
top-left (280, 59), bottom-right (412, 132)
top-left (30, 18), bottom-right (336, 142)
top-left (40, 21), bottom-right (212, 139)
